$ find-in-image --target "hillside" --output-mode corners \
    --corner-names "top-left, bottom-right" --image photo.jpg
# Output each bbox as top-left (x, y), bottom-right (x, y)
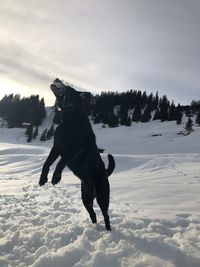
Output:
top-left (0, 115), bottom-right (200, 266)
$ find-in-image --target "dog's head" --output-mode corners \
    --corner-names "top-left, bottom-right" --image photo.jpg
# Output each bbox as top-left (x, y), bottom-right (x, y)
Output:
top-left (51, 78), bottom-right (91, 109)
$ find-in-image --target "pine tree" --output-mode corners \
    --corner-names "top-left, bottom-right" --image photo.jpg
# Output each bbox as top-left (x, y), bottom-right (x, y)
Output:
top-left (141, 106), bottom-right (152, 122)
top-left (132, 105), bottom-right (142, 122)
top-left (27, 134), bottom-right (32, 143)
top-left (147, 93), bottom-right (153, 111)
top-left (125, 117), bottom-right (132, 126)
top-left (175, 104), bottom-right (183, 125)
top-left (33, 127), bottom-right (39, 139)
top-left (136, 91), bottom-right (142, 107)
top-left (107, 113), bottom-right (119, 128)
top-left (195, 112), bottom-right (200, 126)
top-left (141, 91), bottom-right (147, 107)
top-left (176, 110), bottom-right (183, 125)
top-left (159, 95), bottom-right (170, 122)
top-left (168, 101), bottom-right (176, 121)
top-left (25, 124), bottom-right (33, 136)
top-left (119, 105), bottom-right (131, 126)
top-left (120, 113), bottom-right (131, 126)
top-left (47, 124), bottom-right (55, 140)
top-left (39, 98), bottom-right (46, 123)
top-left (185, 117), bottom-right (193, 135)
top-left (40, 129), bottom-right (47, 141)
top-left (0, 94), bottom-right (46, 127)
top-left (153, 109), bottom-right (161, 120)
top-left (26, 124), bottom-right (33, 142)
top-left (152, 92), bottom-right (159, 110)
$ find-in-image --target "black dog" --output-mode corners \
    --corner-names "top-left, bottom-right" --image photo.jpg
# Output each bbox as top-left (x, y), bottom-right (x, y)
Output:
top-left (39, 79), bottom-right (115, 230)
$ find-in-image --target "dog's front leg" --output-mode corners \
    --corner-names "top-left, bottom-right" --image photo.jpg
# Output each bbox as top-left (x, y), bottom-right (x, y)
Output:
top-left (39, 146), bottom-right (59, 186)
top-left (51, 157), bottom-right (66, 185)
top-left (51, 149), bottom-right (84, 185)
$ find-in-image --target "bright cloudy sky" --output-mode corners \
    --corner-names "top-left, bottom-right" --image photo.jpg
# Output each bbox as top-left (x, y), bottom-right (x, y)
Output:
top-left (0, 0), bottom-right (199, 106)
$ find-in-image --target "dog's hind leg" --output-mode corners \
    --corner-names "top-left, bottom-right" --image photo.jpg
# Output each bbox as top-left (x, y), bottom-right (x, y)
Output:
top-left (39, 145), bottom-right (59, 186)
top-left (95, 177), bottom-right (111, 231)
top-left (81, 182), bottom-right (97, 224)
top-left (51, 157), bottom-right (66, 185)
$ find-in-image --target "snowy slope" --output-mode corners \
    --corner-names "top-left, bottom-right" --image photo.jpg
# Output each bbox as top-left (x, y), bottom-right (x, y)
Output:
top-left (0, 117), bottom-right (200, 267)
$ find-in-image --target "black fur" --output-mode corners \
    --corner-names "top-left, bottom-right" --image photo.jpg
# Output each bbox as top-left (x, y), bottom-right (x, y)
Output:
top-left (39, 79), bottom-right (115, 230)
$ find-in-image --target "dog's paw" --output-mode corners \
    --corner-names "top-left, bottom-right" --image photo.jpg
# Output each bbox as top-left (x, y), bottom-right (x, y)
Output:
top-left (51, 173), bottom-right (61, 185)
top-left (106, 225), bottom-right (111, 231)
top-left (39, 176), bottom-right (48, 186)
top-left (90, 214), bottom-right (97, 224)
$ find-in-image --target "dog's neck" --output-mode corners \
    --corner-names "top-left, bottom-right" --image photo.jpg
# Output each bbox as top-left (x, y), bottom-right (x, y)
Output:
top-left (60, 104), bottom-right (86, 125)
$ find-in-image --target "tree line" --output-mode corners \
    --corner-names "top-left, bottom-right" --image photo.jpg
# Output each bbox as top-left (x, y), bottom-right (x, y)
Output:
top-left (1, 90), bottom-right (200, 137)
top-left (0, 94), bottom-right (46, 128)
top-left (90, 90), bottom-right (183, 127)
top-left (25, 124), bottom-right (55, 143)
top-left (51, 89), bottom-right (200, 129)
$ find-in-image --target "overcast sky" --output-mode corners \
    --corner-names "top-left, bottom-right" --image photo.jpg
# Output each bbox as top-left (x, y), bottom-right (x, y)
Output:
top-left (0, 0), bottom-right (200, 105)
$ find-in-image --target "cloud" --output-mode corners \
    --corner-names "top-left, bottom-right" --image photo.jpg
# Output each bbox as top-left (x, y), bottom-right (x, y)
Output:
top-left (0, 0), bottom-right (200, 105)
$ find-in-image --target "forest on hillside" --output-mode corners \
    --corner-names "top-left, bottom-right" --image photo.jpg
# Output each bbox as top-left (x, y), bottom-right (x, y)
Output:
top-left (0, 94), bottom-right (46, 128)
top-left (52, 90), bottom-right (199, 127)
top-left (91, 91), bottom-right (181, 127)
top-left (1, 90), bottom-right (200, 130)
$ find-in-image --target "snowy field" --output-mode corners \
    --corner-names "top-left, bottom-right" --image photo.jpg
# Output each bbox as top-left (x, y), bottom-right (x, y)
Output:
top-left (0, 118), bottom-right (200, 267)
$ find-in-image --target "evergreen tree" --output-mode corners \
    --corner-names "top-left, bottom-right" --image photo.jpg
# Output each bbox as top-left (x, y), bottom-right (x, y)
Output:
top-left (153, 109), bottom-right (161, 120)
top-left (91, 90), bottom-right (176, 125)
top-left (141, 91), bottom-right (147, 107)
top-left (147, 93), bottom-right (153, 111)
top-left (27, 134), bottom-right (32, 143)
top-left (141, 106), bottom-right (152, 122)
top-left (175, 104), bottom-right (183, 125)
top-left (38, 98), bottom-right (46, 125)
top-left (185, 117), bottom-right (193, 134)
top-left (40, 129), bottom-right (47, 141)
top-left (136, 91), bottom-right (142, 107)
top-left (26, 124), bottom-right (33, 142)
top-left (30, 96), bottom-right (46, 126)
top-left (195, 112), bottom-right (200, 126)
top-left (25, 124), bottom-right (33, 136)
top-left (33, 127), bottom-right (39, 139)
top-left (107, 113), bottom-right (119, 128)
top-left (191, 100), bottom-right (200, 112)
top-left (159, 95), bottom-right (170, 122)
top-left (125, 117), bottom-right (132, 126)
top-left (47, 124), bottom-right (55, 140)
top-left (0, 94), bottom-right (46, 127)
top-left (152, 92), bottom-right (159, 110)
top-left (176, 110), bottom-right (183, 125)
top-left (132, 105), bottom-right (142, 122)
top-left (121, 115), bottom-right (132, 126)
top-left (118, 106), bottom-right (131, 126)
top-left (168, 101), bottom-right (176, 121)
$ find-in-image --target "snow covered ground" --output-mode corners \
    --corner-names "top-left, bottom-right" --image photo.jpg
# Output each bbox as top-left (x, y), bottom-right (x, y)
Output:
top-left (0, 117), bottom-right (200, 267)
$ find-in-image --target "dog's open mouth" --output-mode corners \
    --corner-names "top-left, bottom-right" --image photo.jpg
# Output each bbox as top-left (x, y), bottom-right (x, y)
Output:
top-left (50, 78), bottom-right (92, 105)
top-left (50, 78), bottom-right (70, 98)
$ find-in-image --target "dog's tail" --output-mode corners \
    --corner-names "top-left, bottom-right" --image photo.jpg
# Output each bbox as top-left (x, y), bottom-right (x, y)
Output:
top-left (106, 154), bottom-right (115, 177)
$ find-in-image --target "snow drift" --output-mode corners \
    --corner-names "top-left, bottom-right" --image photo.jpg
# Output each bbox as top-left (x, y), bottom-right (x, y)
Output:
top-left (0, 118), bottom-right (200, 267)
